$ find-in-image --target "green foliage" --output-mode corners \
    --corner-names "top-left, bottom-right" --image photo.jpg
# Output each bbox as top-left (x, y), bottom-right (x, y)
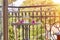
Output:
top-left (8, 25), bottom-right (15, 40)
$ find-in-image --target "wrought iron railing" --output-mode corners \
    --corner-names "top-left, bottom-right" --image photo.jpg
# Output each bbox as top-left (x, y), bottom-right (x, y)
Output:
top-left (7, 5), bottom-right (60, 40)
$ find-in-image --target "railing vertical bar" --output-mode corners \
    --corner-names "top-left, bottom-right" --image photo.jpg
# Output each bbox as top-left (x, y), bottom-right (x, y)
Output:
top-left (29, 12), bottom-right (30, 40)
top-left (53, 11), bottom-right (56, 40)
top-left (28, 25), bottom-right (30, 40)
top-left (44, 11), bottom-right (46, 40)
top-left (12, 12), bottom-right (13, 24)
top-left (25, 12), bottom-right (26, 40)
top-left (36, 12), bottom-right (38, 40)
top-left (49, 11), bottom-right (51, 40)
top-left (11, 12), bottom-right (15, 40)
top-left (13, 11), bottom-right (18, 40)
top-left (18, 8), bottom-right (20, 20)
top-left (24, 12), bottom-right (29, 40)
top-left (45, 11), bottom-right (48, 40)
top-left (32, 11), bottom-right (34, 40)
top-left (22, 12), bottom-right (24, 40)
top-left (18, 8), bottom-right (21, 40)
top-left (22, 25), bottom-right (24, 40)
top-left (40, 7), bottom-right (42, 40)
top-left (25, 25), bottom-right (29, 40)
top-left (36, 23), bottom-right (38, 40)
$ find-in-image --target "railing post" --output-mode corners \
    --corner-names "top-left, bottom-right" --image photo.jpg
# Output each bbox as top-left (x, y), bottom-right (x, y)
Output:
top-left (3, 0), bottom-right (8, 40)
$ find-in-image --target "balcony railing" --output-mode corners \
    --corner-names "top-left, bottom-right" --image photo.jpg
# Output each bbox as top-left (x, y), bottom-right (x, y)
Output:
top-left (3, 5), bottom-right (60, 40)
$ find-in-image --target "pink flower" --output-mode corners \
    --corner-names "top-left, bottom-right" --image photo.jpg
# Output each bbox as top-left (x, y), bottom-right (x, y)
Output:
top-left (19, 20), bottom-right (24, 24)
top-left (32, 20), bottom-right (35, 24)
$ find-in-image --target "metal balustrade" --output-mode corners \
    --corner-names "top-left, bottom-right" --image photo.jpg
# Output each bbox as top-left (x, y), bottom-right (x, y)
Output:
top-left (7, 5), bottom-right (60, 40)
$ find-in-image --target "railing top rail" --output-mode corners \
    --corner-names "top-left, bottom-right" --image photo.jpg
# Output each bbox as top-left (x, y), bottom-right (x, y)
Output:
top-left (8, 5), bottom-right (57, 8)
top-left (0, 5), bottom-right (57, 8)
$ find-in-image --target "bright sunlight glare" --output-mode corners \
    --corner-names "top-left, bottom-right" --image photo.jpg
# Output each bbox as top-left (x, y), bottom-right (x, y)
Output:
top-left (52, 0), bottom-right (60, 4)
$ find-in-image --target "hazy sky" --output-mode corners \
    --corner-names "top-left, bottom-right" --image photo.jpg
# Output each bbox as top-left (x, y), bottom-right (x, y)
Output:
top-left (9, 0), bottom-right (25, 6)
top-left (8, 0), bottom-right (25, 11)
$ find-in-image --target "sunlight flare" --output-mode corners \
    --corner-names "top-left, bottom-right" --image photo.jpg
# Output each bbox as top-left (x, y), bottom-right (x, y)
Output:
top-left (52, 0), bottom-right (60, 4)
